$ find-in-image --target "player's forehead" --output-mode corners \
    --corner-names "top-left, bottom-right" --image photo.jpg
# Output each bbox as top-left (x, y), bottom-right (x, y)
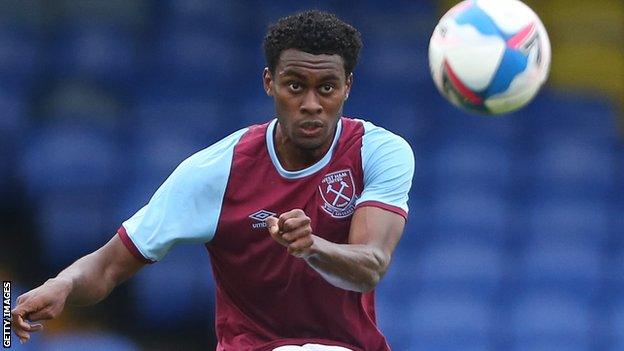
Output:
top-left (276, 49), bottom-right (345, 81)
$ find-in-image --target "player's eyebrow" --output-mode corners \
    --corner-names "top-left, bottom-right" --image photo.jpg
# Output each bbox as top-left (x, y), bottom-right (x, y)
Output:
top-left (280, 69), bottom-right (306, 79)
top-left (279, 69), bottom-right (341, 82)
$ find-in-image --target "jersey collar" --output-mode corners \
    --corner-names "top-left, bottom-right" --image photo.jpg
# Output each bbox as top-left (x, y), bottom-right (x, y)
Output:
top-left (266, 118), bottom-right (342, 179)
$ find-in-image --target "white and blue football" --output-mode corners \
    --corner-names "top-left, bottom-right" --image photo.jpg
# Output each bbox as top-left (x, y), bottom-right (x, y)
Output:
top-left (429, 0), bottom-right (551, 115)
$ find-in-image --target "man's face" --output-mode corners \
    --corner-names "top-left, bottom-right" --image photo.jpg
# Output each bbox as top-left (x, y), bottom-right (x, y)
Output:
top-left (263, 49), bottom-right (352, 151)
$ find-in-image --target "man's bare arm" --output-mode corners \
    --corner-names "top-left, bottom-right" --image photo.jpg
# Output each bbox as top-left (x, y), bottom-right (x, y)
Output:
top-left (267, 206), bottom-right (405, 292)
top-left (11, 234), bottom-right (145, 344)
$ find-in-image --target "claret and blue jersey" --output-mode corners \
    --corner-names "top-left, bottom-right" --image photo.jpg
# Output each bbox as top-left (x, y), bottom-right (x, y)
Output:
top-left (117, 117), bottom-right (414, 351)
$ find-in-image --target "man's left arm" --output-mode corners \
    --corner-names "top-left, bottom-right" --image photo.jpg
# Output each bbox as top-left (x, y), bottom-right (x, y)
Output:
top-left (266, 206), bottom-right (405, 292)
top-left (266, 123), bottom-right (413, 292)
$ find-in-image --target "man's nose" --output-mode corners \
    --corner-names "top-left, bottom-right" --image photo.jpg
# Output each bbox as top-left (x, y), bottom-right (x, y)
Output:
top-left (300, 90), bottom-right (323, 115)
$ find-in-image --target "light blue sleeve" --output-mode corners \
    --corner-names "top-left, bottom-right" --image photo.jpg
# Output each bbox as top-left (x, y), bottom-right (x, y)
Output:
top-left (121, 128), bottom-right (248, 262)
top-left (355, 120), bottom-right (415, 217)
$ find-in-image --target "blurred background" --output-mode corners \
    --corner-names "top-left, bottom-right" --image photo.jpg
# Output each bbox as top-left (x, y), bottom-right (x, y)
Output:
top-left (0, 0), bottom-right (622, 350)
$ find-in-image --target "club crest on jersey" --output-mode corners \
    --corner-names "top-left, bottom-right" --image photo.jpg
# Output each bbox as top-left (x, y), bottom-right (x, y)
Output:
top-left (319, 169), bottom-right (357, 218)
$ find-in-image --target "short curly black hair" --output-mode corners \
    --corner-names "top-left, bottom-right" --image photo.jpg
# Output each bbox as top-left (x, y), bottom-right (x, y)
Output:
top-left (263, 10), bottom-right (363, 77)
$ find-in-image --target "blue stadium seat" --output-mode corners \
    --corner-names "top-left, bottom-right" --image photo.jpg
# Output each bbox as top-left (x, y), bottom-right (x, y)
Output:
top-left (406, 292), bottom-right (494, 351)
top-left (527, 135), bottom-right (616, 198)
top-left (394, 197), bottom-right (430, 248)
top-left (613, 184), bottom-right (624, 247)
top-left (128, 129), bottom-right (207, 183)
top-left (342, 0), bottom-right (435, 19)
top-left (376, 297), bottom-right (414, 350)
top-left (250, 0), bottom-right (338, 35)
top-left (525, 199), bottom-right (610, 246)
top-left (234, 94), bottom-right (277, 129)
top-left (431, 137), bottom-right (513, 192)
top-left (52, 25), bottom-right (138, 85)
top-left (376, 246), bottom-right (419, 306)
top-left (114, 180), bottom-right (159, 230)
top-left (508, 291), bottom-right (592, 348)
top-left (153, 28), bottom-right (243, 89)
top-left (129, 88), bottom-right (235, 183)
top-left (0, 89), bottom-right (27, 193)
top-left (43, 331), bottom-right (139, 351)
top-left (0, 25), bottom-right (40, 91)
top-left (344, 95), bottom-right (430, 143)
top-left (526, 91), bottom-right (620, 145)
top-left (510, 340), bottom-right (592, 351)
top-left (38, 79), bottom-right (127, 133)
top-left (0, 88), bottom-right (28, 137)
top-left (430, 190), bottom-right (510, 244)
top-left (130, 244), bottom-right (215, 330)
top-left (359, 39), bottom-right (429, 86)
top-left (518, 242), bottom-right (602, 299)
top-left (35, 192), bottom-right (115, 269)
top-left (133, 88), bottom-right (228, 143)
top-left (414, 241), bottom-right (505, 297)
top-left (606, 246), bottom-right (624, 293)
top-left (159, 0), bottom-right (250, 35)
top-left (607, 299), bottom-right (624, 351)
top-left (18, 122), bottom-right (122, 195)
top-left (17, 121), bottom-right (122, 268)
top-left (432, 101), bottom-right (520, 142)
top-left (340, 0), bottom-right (435, 70)
top-left (50, 0), bottom-right (148, 29)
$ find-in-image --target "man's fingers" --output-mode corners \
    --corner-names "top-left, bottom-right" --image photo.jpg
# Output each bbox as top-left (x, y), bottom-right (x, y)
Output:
top-left (13, 326), bottom-right (29, 339)
top-left (27, 309), bottom-right (55, 322)
top-left (266, 216), bottom-right (291, 246)
top-left (268, 212), bottom-right (313, 250)
top-left (12, 309), bottom-right (34, 331)
top-left (265, 216), bottom-right (279, 235)
top-left (12, 319), bottom-right (31, 342)
top-left (282, 226), bottom-right (310, 242)
top-left (281, 217), bottom-right (311, 232)
top-left (27, 323), bottom-right (43, 332)
top-left (17, 334), bottom-right (30, 345)
top-left (21, 334), bottom-right (30, 344)
top-left (277, 209), bottom-right (305, 229)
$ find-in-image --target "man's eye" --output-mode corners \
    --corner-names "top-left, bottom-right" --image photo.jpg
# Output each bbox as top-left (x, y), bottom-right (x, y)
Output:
top-left (289, 83), bottom-right (302, 91)
top-left (320, 84), bottom-right (334, 93)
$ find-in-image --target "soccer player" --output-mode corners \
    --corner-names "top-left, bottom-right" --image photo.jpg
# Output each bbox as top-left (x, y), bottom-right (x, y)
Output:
top-left (12, 10), bottom-right (414, 351)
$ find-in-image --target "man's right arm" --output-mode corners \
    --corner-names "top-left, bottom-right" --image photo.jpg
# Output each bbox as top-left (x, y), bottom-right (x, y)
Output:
top-left (11, 234), bottom-right (145, 344)
top-left (10, 127), bottom-right (247, 344)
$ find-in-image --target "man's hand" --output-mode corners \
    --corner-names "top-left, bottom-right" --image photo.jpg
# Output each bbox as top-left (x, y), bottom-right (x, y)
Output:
top-left (11, 278), bottom-right (71, 344)
top-left (266, 209), bottom-right (314, 258)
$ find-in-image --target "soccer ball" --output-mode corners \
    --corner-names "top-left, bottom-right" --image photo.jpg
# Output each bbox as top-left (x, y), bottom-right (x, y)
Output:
top-left (428, 0), bottom-right (551, 115)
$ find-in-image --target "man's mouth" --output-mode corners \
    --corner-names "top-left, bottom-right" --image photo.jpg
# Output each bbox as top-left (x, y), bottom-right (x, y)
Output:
top-left (299, 121), bottom-right (324, 136)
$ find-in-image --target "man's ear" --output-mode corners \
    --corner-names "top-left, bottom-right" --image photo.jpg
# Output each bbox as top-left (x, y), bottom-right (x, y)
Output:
top-left (344, 73), bottom-right (353, 100)
top-left (263, 67), bottom-right (274, 96)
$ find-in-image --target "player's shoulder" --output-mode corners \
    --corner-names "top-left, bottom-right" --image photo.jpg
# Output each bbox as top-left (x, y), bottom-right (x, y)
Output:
top-left (178, 127), bottom-right (249, 172)
top-left (349, 117), bottom-right (413, 154)
top-left (351, 118), bottom-right (415, 186)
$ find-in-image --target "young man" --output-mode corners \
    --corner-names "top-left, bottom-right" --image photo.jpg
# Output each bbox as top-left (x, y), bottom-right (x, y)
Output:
top-left (12, 10), bottom-right (414, 351)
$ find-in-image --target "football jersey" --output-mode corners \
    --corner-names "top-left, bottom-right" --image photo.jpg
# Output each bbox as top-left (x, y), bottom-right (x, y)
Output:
top-left (118, 117), bottom-right (414, 351)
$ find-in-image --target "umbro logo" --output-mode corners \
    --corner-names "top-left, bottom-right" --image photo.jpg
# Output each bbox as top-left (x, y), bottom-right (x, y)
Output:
top-left (249, 209), bottom-right (276, 229)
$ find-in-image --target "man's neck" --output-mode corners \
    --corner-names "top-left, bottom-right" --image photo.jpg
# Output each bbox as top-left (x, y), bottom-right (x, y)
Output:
top-left (273, 124), bottom-right (336, 172)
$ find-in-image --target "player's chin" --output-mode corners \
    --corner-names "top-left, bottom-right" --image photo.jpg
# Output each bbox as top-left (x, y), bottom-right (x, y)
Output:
top-left (294, 136), bottom-right (326, 150)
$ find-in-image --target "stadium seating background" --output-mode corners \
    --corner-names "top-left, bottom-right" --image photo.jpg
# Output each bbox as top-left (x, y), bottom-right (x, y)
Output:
top-left (0, 0), bottom-right (622, 350)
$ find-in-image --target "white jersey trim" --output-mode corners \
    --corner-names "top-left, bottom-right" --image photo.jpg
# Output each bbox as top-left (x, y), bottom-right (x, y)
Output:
top-left (273, 344), bottom-right (352, 351)
top-left (266, 118), bottom-right (342, 179)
